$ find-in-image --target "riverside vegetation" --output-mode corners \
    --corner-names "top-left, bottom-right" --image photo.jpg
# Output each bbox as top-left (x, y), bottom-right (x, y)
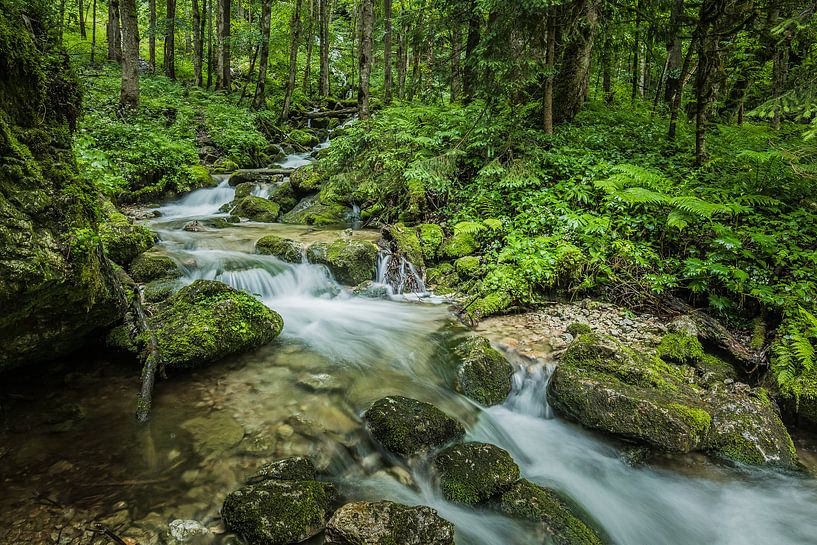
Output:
top-left (2, 0), bottom-right (817, 544)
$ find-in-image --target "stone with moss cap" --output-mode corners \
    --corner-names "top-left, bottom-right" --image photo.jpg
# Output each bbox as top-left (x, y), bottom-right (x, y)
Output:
top-left (268, 180), bottom-right (299, 213)
top-left (416, 223), bottom-right (445, 262)
top-left (222, 479), bottom-right (336, 545)
top-left (442, 230), bottom-right (480, 259)
top-left (289, 165), bottom-right (323, 195)
top-left (463, 290), bottom-right (513, 322)
top-left (99, 202), bottom-right (157, 266)
top-left (307, 239), bottom-right (378, 285)
top-left (234, 182), bottom-right (256, 199)
top-left (247, 456), bottom-right (316, 484)
top-left (454, 256), bottom-right (481, 278)
top-left (433, 442), bottom-right (520, 505)
top-left (656, 332), bottom-right (705, 365)
top-left (281, 195), bottom-right (349, 226)
top-left (364, 396), bottom-right (465, 458)
top-left (497, 480), bottom-right (603, 545)
top-left (230, 196), bottom-right (281, 223)
top-left (566, 323), bottom-right (593, 337)
top-left (128, 252), bottom-right (178, 283)
top-left (256, 235), bottom-right (304, 263)
top-left (455, 335), bottom-right (513, 406)
top-left (325, 501), bottom-right (455, 545)
top-left (383, 223), bottom-right (425, 268)
top-left (146, 280), bottom-right (282, 368)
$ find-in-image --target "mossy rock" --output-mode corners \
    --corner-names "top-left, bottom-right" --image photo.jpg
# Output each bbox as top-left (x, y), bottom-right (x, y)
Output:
top-left (268, 180), bottom-right (298, 213)
top-left (657, 333), bottom-right (705, 365)
top-left (464, 290), bottom-right (513, 322)
top-left (416, 223), bottom-right (445, 262)
top-left (426, 263), bottom-right (460, 294)
top-left (256, 235), bottom-right (304, 263)
top-left (100, 208), bottom-right (157, 266)
top-left (383, 223), bottom-right (424, 268)
top-left (306, 239), bottom-right (378, 285)
top-left (181, 412), bottom-right (245, 456)
top-left (229, 170), bottom-right (284, 186)
top-left (433, 442), bottom-right (520, 505)
top-left (128, 253), bottom-right (178, 283)
top-left (281, 195), bottom-right (348, 226)
top-left (497, 480), bottom-right (603, 545)
top-left (288, 129), bottom-right (321, 148)
top-left (566, 323), bottom-right (593, 337)
top-left (188, 165), bottom-right (214, 189)
top-left (325, 501), bottom-right (455, 545)
top-left (146, 280), bottom-right (283, 368)
top-left (289, 165), bottom-right (323, 195)
top-left (454, 336), bottom-right (513, 406)
top-left (442, 231), bottom-right (479, 259)
top-left (247, 456), bottom-right (316, 484)
top-left (222, 479), bottom-right (336, 545)
top-left (364, 396), bottom-right (465, 458)
top-left (454, 256), bottom-right (481, 278)
top-left (231, 196), bottom-right (281, 223)
top-left (234, 182), bottom-right (256, 199)
top-left (142, 278), bottom-right (182, 303)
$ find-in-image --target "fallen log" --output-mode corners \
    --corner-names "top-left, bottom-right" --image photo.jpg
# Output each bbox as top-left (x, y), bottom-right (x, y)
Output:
top-left (134, 286), bottom-right (162, 423)
top-left (305, 107), bottom-right (358, 119)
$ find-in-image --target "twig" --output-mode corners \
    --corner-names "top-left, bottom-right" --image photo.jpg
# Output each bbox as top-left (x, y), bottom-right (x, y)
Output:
top-left (88, 523), bottom-right (128, 545)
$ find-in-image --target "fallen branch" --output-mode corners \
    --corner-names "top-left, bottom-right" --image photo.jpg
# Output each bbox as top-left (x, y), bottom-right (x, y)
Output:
top-left (89, 523), bottom-right (129, 545)
top-left (133, 287), bottom-right (162, 423)
top-left (304, 107), bottom-right (358, 119)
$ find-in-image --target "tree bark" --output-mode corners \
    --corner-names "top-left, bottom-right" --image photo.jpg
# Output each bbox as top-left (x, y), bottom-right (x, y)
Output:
top-left (554, 0), bottom-right (600, 122)
top-left (79, 0), bottom-right (87, 39)
top-left (280, 0), bottom-right (303, 117)
top-left (164, 0), bottom-right (177, 79)
top-left (450, 21), bottom-right (462, 102)
top-left (193, 0), bottom-right (203, 85)
top-left (543, 14), bottom-right (556, 134)
top-left (602, 31), bottom-right (613, 104)
top-left (319, 0), bottom-right (330, 96)
top-left (120, 0), bottom-right (140, 110)
top-left (396, 0), bottom-right (408, 98)
top-left (358, 0), bottom-right (374, 118)
top-left (90, 0), bottom-right (97, 63)
top-left (462, 0), bottom-right (480, 102)
top-left (107, 0), bottom-right (122, 62)
top-left (303, 0), bottom-right (315, 93)
top-left (631, 0), bottom-right (640, 103)
top-left (384, 0), bottom-right (394, 104)
top-left (664, 0), bottom-right (684, 103)
top-left (216, 0), bottom-right (232, 90)
top-left (148, 0), bottom-right (156, 71)
top-left (668, 28), bottom-right (697, 141)
top-left (771, 34), bottom-right (790, 130)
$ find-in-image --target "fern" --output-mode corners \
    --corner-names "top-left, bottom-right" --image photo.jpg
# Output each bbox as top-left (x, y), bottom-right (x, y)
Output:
top-left (454, 221), bottom-right (486, 236)
top-left (772, 307), bottom-right (817, 404)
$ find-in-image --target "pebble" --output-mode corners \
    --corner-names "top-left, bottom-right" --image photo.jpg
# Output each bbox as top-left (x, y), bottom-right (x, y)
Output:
top-left (169, 519), bottom-right (210, 542)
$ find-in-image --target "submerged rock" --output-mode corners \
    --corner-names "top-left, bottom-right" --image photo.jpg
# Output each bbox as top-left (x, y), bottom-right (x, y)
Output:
top-left (247, 456), bottom-right (316, 484)
top-left (364, 396), bottom-right (465, 458)
top-left (497, 480), bottom-right (603, 545)
top-left (181, 412), bottom-right (245, 456)
top-left (256, 235), bottom-right (304, 263)
top-left (454, 336), bottom-right (513, 406)
top-left (129, 252), bottom-right (179, 283)
top-left (231, 196), bottom-right (281, 223)
top-left (433, 442), bottom-right (520, 505)
top-left (148, 280), bottom-right (283, 368)
top-left (222, 479), bottom-right (336, 545)
top-left (325, 501), bottom-right (455, 545)
top-left (307, 239), bottom-right (378, 285)
top-left (168, 519), bottom-right (210, 543)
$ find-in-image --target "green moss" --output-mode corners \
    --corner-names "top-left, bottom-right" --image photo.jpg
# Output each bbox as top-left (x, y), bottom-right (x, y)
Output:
top-left (464, 290), bottom-right (513, 321)
top-left (234, 182), bottom-right (255, 199)
top-left (384, 223), bottom-right (425, 267)
top-left (306, 239), bottom-right (378, 285)
top-left (99, 203), bottom-right (156, 265)
top-left (288, 129), bottom-right (321, 148)
top-left (189, 165), bottom-right (213, 188)
top-left (248, 457), bottom-right (317, 484)
top-left (455, 336), bottom-right (513, 406)
top-left (129, 252), bottom-right (178, 283)
top-left (567, 323), bottom-right (593, 337)
top-left (281, 196), bottom-right (348, 226)
top-left (667, 403), bottom-right (712, 443)
top-left (657, 332), bottom-right (705, 365)
top-left (442, 231), bottom-right (479, 259)
top-left (433, 442), bottom-right (520, 505)
top-left (142, 278), bottom-right (182, 302)
top-left (231, 195), bottom-right (281, 222)
top-left (256, 235), bottom-right (304, 263)
top-left (454, 256), bottom-right (481, 278)
top-left (290, 164), bottom-right (323, 195)
top-left (268, 180), bottom-right (298, 212)
top-left (416, 223), bottom-right (445, 262)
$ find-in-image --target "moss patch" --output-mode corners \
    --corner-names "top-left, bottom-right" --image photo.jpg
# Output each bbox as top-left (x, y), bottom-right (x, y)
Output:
top-left (433, 442), bottom-right (519, 505)
top-left (256, 235), bottom-right (304, 263)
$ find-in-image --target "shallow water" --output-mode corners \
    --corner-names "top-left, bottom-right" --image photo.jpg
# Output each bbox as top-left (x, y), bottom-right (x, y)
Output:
top-left (2, 156), bottom-right (817, 545)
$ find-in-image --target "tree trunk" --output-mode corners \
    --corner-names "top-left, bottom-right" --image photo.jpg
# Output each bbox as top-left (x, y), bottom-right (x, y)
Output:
top-left (554, 0), bottom-right (599, 122)
top-left (602, 31), bottom-right (613, 104)
top-left (164, 0), bottom-right (176, 79)
top-left (319, 0), bottom-right (330, 96)
top-left (664, 0), bottom-right (684, 103)
top-left (207, 0), bottom-right (214, 88)
top-left (216, 0), bottom-right (232, 90)
top-left (90, 0), bottom-right (97, 63)
top-left (303, 0), bottom-right (314, 93)
top-left (668, 28), bottom-right (697, 141)
top-left (694, 3), bottom-right (721, 166)
top-left (450, 22), bottom-right (462, 102)
top-left (384, 0), bottom-right (394, 104)
top-left (280, 0), bottom-right (302, 117)
top-left (193, 0), bottom-right (203, 85)
top-left (462, 0), bottom-right (480, 102)
top-left (771, 35), bottom-right (790, 130)
top-left (120, 0), bottom-right (140, 110)
top-left (396, 0), bottom-right (408, 98)
top-left (107, 0), bottom-right (122, 62)
top-left (631, 1), bottom-right (640, 103)
top-left (543, 14), bottom-right (556, 134)
top-left (148, 0), bottom-right (156, 71)
top-left (79, 0), bottom-right (87, 39)
top-left (358, 0), bottom-right (374, 118)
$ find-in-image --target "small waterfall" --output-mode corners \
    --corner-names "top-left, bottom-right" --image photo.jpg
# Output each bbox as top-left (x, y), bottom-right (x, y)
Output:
top-left (157, 178), bottom-right (235, 218)
top-left (503, 363), bottom-right (555, 419)
top-left (348, 203), bottom-right (361, 230)
top-left (374, 250), bottom-right (427, 296)
top-left (251, 183), bottom-right (272, 199)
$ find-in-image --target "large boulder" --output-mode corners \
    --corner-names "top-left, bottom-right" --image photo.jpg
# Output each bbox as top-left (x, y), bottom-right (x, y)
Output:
top-left (454, 336), bottom-right (513, 406)
top-left (281, 195), bottom-right (349, 226)
top-left (383, 223), bottom-right (425, 268)
top-left (433, 442), bottom-right (519, 505)
top-left (325, 501), bottom-right (455, 545)
top-left (222, 479), bottom-right (336, 545)
top-left (229, 169), bottom-right (285, 186)
top-left (247, 456), bottom-right (316, 484)
top-left (99, 202), bottom-right (157, 266)
top-left (128, 252), bottom-right (179, 283)
top-left (289, 165), bottom-right (323, 196)
top-left (307, 239), bottom-right (378, 285)
top-left (256, 235), bottom-right (304, 263)
top-left (231, 196), bottom-right (281, 223)
top-left (364, 396), bottom-right (465, 458)
top-left (416, 223), bottom-right (444, 262)
top-left (548, 333), bottom-right (798, 467)
top-left (146, 280), bottom-right (283, 368)
top-left (497, 480), bottom-right (603, 545)
top-left (268, 180), bottom-right (298, 213)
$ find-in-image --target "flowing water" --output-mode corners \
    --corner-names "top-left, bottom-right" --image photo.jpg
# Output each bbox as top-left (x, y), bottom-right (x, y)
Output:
top-left (2, 142), bottom-right (817, 545)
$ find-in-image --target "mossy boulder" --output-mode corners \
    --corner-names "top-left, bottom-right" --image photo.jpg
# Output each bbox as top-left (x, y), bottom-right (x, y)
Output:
top-left (364, 396), bottom-right (465, 458)
top-left (146, 280), bottom-right (283, 368)
top-left (229, 170), bottom-right (285, 186)
top-left (463, 290), bottom-right (513, 322)
top-left (497, 480), bottom-right (603, 545)
top-left (566, 323), bottom-right (593, 337)
top-left (442, 230), bottom-right (479, 259)
top-left (325, 501), bottom-right (455, 545)
top-left (426, 263), bottom-right (460, 294)
top-left (433, 442), bottom-right (520, 505)
top-left (142, 278), bottom-right (182, 303)
top-left (288, 129), bottom-right (321, 148)
top-left (281, 195), bottom-right (348, 226)
top-left (306, 239), bottom-right (378, 285)
top-left (416, 223), bottom-right (445, 262)
top-left (289, 165), bottom-right (323, 195)
top-left (657, 332), bottom-right (705, 365)
top-left (234, 182), bottom-right (256, 199)
top-left (99, 204), bottom-right (157, 266)
top-left (222, 479), bottom-right (336, 545)
top-left (454, 256), bottom-right (481, 278)
top-left (256, 235), bottom-right (304, 263)
top-left (454, 336), bottom-right (513, 406)
top-left (128, 252), bottom-right (178, 283)
top-left (247, 456), bottom-right (316, 484)
top-left (268, 181), bottom-right (298, 213)
top-left (383, 223), bottom-right (425, 268)
top-left (231, 196), bottom-right (281, 223)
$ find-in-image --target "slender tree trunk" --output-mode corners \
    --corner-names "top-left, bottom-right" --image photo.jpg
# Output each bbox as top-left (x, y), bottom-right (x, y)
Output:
top-left (631, 1), bottom-right (640, 103)
top-left (319, 0), bottom-right (330, 96)
top-left (120, 0), bottom-right (140, 109)
top-left (79, 0), bottom-right (87, 39)
top-left (60, 0), bottom-right (66, 43)
top-left (216, 0), bottom-right (232, 90)
top-left (280, 0), bottom-right (302, 116)
top-left (164, 0), bottom-right (177, 79)
top-left (107, 0), bottom-right (122, 61)
top-left (771, 35), bottom-right (790, 130)
top-left (90, 0), bottom-right (97, 63)
top-left (396, 0), bottom-right (408, 98)
top-left (207, 0), bottom-right (214, 87)
top-left (149, 0), bottom-right (156, 71)
top-left (384, 0), bottom-right (394, 104)
top-left (664, 0), bottom-right (684, 103)
top-left (554, 0), bottom-right (600, 122)
top-left (358, 0), bottom-right (374, 117)
top-left (193, 0), bottom-right (203, 85)
top-left (602, 31), bottom-right (613, 104)
top-left (668, 28), bottom-right (697, 141)
top-left (543, 14), bottom-right (556, 134)
top-left (450, 21), bottom-right (462, 102)
top-left (303, 0), bottom-right (315, 93)
top-left (462, 0), bottom-right (480, 102)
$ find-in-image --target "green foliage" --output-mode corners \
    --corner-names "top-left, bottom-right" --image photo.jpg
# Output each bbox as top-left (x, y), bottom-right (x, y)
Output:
top-left (772, 307), bottom-right (817, 404)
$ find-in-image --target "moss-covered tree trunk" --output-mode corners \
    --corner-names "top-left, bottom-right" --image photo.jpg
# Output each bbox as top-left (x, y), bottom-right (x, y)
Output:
top-left (553, 0), bottom-right (599, 123)
top-left (319, 0), bottom-right (330, 96)
top-left (216, 0), bottom-right (231, 90)
top-left (303, 0), bottom-right (314, 93)
top-left (462, 0), bottom-right (480, 102)
top-left (164, 0), bottom-right (176, 80)
top-left (120, 0), bottom-right (139, 109)
top-left (358, 0), bottom-right (373, 118)
top-left (193, 0), bottom-right (203, 86)
top-left (107, 0), bottom-right (122, 62)
top-left (281, 0), bottom-right (303, 118)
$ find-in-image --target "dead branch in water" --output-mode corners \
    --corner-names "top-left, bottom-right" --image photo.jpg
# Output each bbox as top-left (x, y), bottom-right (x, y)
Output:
top-left (133, 287), bottom-right (162, 423)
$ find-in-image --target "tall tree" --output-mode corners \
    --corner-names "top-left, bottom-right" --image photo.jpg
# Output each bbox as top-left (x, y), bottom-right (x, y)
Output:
top-left (281, 0), bottom-right (304, 118)
top-left (462, 1), bottom-right (480, 101)
top-left (164, 0), bottom-right (177, 79)
top-left (216, 0), bottom-right (232, 90)
top-left (384, 0), bottom-right (394, 103)
top-left (207, 0), bottom-right (214, 88)
top-left (664, 0), bottom-right (685, 103)
top-left (543, 14), bottom-right (556, 133)
top-left (79, 0), bottom-right (87, 39)
top-left (358, 0), bottom-right (374, 117)
top-left (554, 0), bottom-right (600, 122)
top-left (120, 0), bottom-right (140, 109)
top-left (303, 0), bottom-right (315, 93)
top-left (319, 0), bottom-right (330, 96)
top-left (450, 23), bottom-right (462, 102)
top-left (90, 0), bottom-right (97, 63)
top-left (253, 0), bottom-right (273, 110)
top-left (107, 0), bottom-right (122, 62)
top-left (193, 0), bottom-right (204, 86)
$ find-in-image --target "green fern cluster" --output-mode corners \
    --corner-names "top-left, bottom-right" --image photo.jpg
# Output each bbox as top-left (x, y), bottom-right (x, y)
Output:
top-left (772, 307), bottom-right (817, 404)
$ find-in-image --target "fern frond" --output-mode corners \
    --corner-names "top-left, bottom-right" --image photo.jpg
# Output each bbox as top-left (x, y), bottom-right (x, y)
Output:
top-left (454, 221), bottom-right (486, 236)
